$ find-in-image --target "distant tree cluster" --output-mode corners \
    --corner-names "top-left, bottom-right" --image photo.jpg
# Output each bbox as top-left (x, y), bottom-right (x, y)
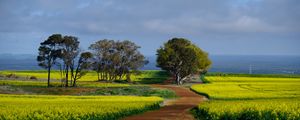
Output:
top-left (156, 38), bottom-right (211, 85)
top-left (37, 34), bottom-right (147, 87)
top-left (89, 40), bottom-right (147, 82)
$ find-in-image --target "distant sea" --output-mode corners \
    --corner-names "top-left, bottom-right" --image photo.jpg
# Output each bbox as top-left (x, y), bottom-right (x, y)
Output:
top-left (0, 54), bottom-right (299, 74)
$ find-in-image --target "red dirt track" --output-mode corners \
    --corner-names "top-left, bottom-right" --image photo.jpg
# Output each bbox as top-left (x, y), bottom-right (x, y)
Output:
top-left (123, 84), bottom-right (205, 120)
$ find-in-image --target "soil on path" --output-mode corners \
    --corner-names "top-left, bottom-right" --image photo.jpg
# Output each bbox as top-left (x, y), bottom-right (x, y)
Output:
top-left (123, 84), bottom-right (205, 120)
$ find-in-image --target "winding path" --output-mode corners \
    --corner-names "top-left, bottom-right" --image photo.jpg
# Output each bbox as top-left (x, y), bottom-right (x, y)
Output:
top-left (123, 84), bottom-right (205, 120)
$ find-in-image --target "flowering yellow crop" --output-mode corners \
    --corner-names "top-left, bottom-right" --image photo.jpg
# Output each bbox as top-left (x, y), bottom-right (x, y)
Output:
top-left (191, 76), bottom-right (300, 120)
top-left (0, 94), bottom-right (163, 120)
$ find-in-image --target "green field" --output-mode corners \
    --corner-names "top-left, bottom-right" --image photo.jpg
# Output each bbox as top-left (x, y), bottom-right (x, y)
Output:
top-left (191, 76), bottom-right (300, 120)
top-left (0, 70), bottom-right (169, 84)
top-left (0, 94), bottom-right (162, 120)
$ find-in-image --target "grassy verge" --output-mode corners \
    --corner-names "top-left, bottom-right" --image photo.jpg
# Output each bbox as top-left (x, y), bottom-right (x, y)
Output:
top-left (86, 86), bottom-right (177, 99)
top-left (0, 80), bottom-right (177, 98)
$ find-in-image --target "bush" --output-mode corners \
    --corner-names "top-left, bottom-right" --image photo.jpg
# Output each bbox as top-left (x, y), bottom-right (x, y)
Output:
top-left (29, 76), bottom-right (38, 80)
top-left (6, 74), bottom-right (18, 78)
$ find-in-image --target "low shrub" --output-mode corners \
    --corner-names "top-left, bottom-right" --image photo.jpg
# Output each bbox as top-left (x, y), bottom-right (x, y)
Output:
top-left (29, 76), bottom-right (38, 80)
top-left (6, 74), bottom-right (18, 78)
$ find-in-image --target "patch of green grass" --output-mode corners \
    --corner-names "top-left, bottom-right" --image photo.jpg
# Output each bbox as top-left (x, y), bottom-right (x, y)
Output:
top-left (87, 86), bottom-right (177, 99)
top-left (0, 80), bottom-right (177, 98)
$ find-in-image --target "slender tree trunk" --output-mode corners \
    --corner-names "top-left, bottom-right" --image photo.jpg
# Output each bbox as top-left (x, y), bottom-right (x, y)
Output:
top-left (73, 63), bottom-right (80, 87)
top-left (126, 73), bottom-right (131, 82)
top-left (47, 66), bottom-right (51, 87)
top-left (175, 73), bottom-right (181, 85)
top-left (65, 65), bottom-right (69, 87)
top-left (100, 71), bottom-right (103, 80)
top-left (97, 71), bottom-right (99, 81)
top-left (70, 68), bottom-right (73, 87)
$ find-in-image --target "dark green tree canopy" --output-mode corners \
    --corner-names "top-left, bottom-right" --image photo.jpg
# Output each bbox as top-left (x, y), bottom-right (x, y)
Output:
top-left (89, 39), bottom-right (147, 81)
top-left (37, 34), bottom-right (92, 87)
top-left (156, 38), bottom-right (211, 85)
top-left (37, 34), bottom-right (63, 87)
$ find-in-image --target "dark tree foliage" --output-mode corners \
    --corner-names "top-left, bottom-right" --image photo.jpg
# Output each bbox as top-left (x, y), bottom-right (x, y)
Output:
top-left (72, 52), bottom-right (93, 86)
top-left (156, 38), bottom-right (211, 85)
top-left (37, 34), bottom-right (92, 87)
top-left (37, 34), bottom-right (63, 87)
top-left (89, 40), bottom-right (147, 82)
top-left (60, 36), bottom-right (80, 87)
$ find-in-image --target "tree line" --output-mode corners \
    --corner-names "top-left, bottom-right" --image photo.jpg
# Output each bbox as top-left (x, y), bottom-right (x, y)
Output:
top-left (37, 34), bottom-right (211, 87)
top-left (37, 34), bottom-right (147, 87)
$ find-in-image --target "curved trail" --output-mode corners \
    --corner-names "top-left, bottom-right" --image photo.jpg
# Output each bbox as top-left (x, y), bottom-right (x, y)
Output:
top-left (123, 84), bottom-right (205, 120)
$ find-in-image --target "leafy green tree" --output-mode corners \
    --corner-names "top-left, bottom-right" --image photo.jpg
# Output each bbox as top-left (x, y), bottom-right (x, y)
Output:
top-left (156, 38), bottom-right (211, 85)
top-left (114, 40), bottom-right (148, 82)
top-left (89, 40), bottom-right (147, 82)
top-left (60, 36), bottom-right (80, 87)
top-left (89, 39), bottom-right (115, 81)
top-left (37, 34), bottom-right (63, 87)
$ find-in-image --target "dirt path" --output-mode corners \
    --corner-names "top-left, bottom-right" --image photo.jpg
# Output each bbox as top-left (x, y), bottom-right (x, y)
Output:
top-left (123, 84), bottom-right (205, 120)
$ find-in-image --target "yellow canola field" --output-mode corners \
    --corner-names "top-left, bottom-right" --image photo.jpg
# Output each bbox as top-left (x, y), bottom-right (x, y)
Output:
top-left (0, 94), bottom-right (163, 120)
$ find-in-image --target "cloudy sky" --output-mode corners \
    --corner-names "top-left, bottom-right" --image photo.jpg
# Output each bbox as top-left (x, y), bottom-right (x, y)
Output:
top-left (0, 0), bottom-right (299, 56)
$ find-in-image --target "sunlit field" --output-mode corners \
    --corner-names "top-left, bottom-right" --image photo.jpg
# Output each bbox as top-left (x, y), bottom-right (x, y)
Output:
top-left (0, 80), bottom-right (130, 88)
top-left (0, 94), bottom-right (163, 120)
top-left (0, 70), bottom-right (177, 119)
top-left (0, 70), bottom-right (168, 84)
top-left (0, 70), bottom-right (177, 98)
top-left (191, 76), bottom-right (300, 120)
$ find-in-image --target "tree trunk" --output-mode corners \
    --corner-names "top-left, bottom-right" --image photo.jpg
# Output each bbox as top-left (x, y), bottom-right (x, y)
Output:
top-left (97, 71), bottom-right (100, 81)
top-left (65, 65), bottom-right (69, 87)
top-left (126, 73), bottom-right (131, 82)
top-left (47, 66), bottom-right (51, 87)
top-left (73, 78), bottom-right (77, 87)
top-left (73, 63), bottom-right (80, 87)
top-left (175, 73), bottom-right (181, 85)
top-left (70, 68), bottom-right (73, 87)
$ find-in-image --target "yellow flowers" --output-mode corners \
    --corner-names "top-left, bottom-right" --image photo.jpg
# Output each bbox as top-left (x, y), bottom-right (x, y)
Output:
top-left (195, 99), bottom-right (300, 120)
top-left (0, 80), bottom-right (130, 88)
top-left (0, 70), bottom-right (168, 82)
top-left (0, 94), bottom-right (163, 120)
top-left (191, 76), bottom-right (300, 120)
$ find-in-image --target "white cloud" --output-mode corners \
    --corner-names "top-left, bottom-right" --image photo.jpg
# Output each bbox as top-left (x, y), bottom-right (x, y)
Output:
top-left (210, 16), bottom-right (288, 33)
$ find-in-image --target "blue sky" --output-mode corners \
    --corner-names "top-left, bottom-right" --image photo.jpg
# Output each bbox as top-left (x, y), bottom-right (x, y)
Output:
top-left (0, 0), bottom-right (299, 56)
